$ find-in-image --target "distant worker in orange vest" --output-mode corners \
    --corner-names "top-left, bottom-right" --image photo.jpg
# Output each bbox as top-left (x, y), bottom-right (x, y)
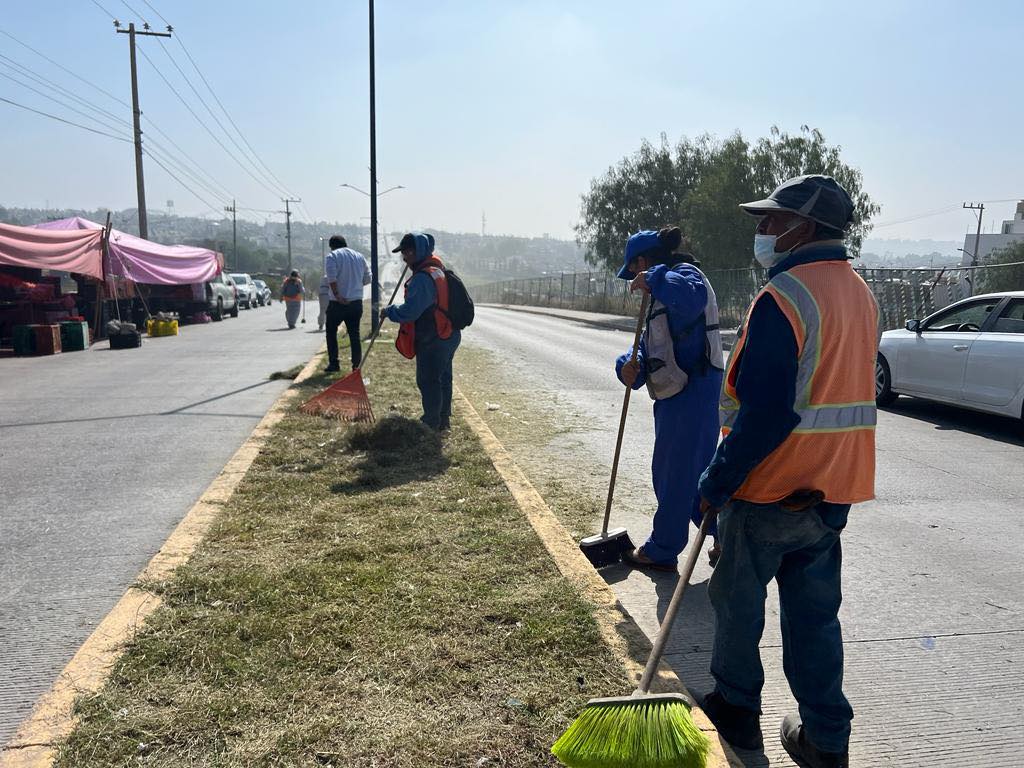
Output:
top-left (697, 175), bottom-right (879, 768)
top-left (380, 232), bottom-right (462, 432)
top-left (280, 270), bottom-right (305, 329)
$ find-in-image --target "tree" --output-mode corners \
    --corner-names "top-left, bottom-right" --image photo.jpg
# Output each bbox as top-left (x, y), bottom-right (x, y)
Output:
top-left (977, 241), bottom-right (1024, 294)
top-left (576, 126), bottom-right (880, 272)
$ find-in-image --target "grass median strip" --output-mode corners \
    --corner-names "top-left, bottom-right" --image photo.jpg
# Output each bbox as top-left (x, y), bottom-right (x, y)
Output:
top-left (56, 338), bottom-right (632, 767)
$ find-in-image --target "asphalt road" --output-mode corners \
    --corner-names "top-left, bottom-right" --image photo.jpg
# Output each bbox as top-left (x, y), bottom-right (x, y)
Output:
top-left (462, 305), bottom-right (1024, 767)
top-left (0, 303), bottom-right (323, 747)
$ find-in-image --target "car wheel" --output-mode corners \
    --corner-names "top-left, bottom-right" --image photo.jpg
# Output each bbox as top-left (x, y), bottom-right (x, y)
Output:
top-left (876, 354), bottom-right (897, 406)
top-left (229, 299), bottom-right (239, 318)
top-left (212, 297), bottom-right (224, 321)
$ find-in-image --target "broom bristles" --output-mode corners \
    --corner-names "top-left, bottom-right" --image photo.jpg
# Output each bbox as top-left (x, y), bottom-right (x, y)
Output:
top-left (552, 696), bottom-right (709, 768)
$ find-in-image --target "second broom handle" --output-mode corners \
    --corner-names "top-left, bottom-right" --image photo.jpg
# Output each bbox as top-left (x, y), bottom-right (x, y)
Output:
top-left (599, 292), bottom-right (649, 536)
top-left (637, 513), bottom-right (713, 695)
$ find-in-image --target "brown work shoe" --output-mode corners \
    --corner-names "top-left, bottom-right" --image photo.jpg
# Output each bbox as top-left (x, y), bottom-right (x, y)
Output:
top-left (623, 547), bottom-right (677, 572)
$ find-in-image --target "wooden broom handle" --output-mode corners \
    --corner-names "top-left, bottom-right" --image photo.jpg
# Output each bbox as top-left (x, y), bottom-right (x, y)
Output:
top-left (358, 264), bottom-right (409, 371)
top-left (599, 292), bottom-right (649, 537)
top-left (637, 513), bottom-right (713, 695)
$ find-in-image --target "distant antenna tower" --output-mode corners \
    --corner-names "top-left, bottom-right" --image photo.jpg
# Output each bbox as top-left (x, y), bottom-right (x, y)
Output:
top-left (481, 210), bottom-right (486, 237)
top-left (167, 199), bottom-right (174, 216)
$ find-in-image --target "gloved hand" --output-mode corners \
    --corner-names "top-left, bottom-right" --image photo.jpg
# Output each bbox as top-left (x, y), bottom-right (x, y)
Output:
top-left (620, 360), bottom-right (641, 387)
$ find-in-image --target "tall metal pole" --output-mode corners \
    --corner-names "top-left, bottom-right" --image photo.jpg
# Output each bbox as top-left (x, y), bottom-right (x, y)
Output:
top-left (284, 199), bottom-right (293, 273)
top-left (224, 200), bottom-right (237, 271)
top-left (963, 202), bottom-right (985, 266)
top-left (369, 0), bottom-right (380, 334)
top-left (116, 21), bottom-right (171, 240)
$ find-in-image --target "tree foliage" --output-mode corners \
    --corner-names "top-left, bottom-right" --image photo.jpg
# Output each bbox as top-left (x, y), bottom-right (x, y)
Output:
top-left (977, 241), bottom-right (1024, 293)
top-left (576, 126), bottom-right (880, 271)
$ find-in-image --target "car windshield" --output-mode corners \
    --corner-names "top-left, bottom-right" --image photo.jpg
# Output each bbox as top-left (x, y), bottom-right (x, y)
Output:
top-left (230, 275), bottom-right (248, 283)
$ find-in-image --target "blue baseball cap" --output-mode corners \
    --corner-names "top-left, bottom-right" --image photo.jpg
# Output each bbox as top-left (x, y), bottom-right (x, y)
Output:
top-left (740, 174), bottom-right (854, 232)
top-left (617, 230), bottom-right (662, 280)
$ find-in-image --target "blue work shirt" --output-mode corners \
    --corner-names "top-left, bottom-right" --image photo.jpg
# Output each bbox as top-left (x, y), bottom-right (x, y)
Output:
top-left (698, 242), bottom-right (851, 508)
top-left (615, 262), bottom-right (711, 388)
top-left (384, 271), bottom-right (436, 324)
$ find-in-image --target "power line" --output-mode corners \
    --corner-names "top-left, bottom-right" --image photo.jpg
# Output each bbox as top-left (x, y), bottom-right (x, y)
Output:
top-left (139, 0), bottom-right (298, 199)
top-left (0, 27), bottom-right (129, 108)
top-left (0, 57), bottom-right (130, 134)
top-left (143, 147), bottom-right (223, 217)
top-left (0, 94), bottom-right (130, 142)
top-left (136, 45), bottom-right (282, 200)
top-left (154, 37), bottom-right (290, 198)
top-left (0, 46), bottom-right (238, 206)
top-left (0, 70), bottom-right (127, 136)
top-left (88, 0), bottom-right (120, 23)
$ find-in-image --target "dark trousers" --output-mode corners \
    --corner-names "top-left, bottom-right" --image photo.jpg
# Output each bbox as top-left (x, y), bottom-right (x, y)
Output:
top-left (709, 499), bottom-right (853, 753)
top-left (326, 300), bottom-right (363, 369)
top-left (414, 330), bottom-right (461, 430)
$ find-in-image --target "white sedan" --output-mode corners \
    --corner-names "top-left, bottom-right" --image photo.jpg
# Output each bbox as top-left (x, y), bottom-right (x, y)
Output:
top-left (876, 291), bottom-right (1024, 421)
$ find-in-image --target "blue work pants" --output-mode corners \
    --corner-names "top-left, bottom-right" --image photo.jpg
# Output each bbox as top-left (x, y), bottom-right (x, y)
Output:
top-left (415, 330), bottom-right (461, 430)
top-left (642, 371), bottom-right (722, 564)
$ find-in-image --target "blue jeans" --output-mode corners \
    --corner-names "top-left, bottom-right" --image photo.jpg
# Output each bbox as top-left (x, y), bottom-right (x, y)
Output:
top-left (709, 499), bottom-right (853, 753)
top-left (415, 330), bottom-right (461, 430)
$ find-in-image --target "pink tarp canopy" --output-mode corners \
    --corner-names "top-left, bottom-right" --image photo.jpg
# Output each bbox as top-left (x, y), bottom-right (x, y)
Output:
top-left (0, 221), bottom-right (105, 279)
top-left (35, 217), bottom-right (223, 285)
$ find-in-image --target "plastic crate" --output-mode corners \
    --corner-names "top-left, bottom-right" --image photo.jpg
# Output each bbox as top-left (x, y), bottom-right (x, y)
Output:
top-left (33, 324), bottom-right (62, 355)
top-left (13, 325), bottom-right (35, 356)
top-left (60, 321), bottom-right (89, 352)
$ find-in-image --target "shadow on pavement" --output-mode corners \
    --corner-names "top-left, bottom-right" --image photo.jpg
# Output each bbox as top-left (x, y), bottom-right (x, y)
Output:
top-left (882, 397), bottom-right (1023, 447)
top-left (0, 380), bottom-right (277, 429)
top-left (330, 415), bottom-right (449, 494)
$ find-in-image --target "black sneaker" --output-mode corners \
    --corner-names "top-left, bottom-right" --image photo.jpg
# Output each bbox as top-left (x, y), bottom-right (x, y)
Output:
top-left (780, 714), bottom-right (848, 768)
top-left (324, 363), bottom-right (340, 373)
top-left (701, 691), bottom-right (763, 750)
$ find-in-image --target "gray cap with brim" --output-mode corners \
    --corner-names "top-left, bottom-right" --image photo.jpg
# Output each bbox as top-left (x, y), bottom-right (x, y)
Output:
top-left (740, 174), bottom-right (854, 231)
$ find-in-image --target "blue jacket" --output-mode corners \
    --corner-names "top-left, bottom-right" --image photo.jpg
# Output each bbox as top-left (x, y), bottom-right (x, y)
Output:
top-left (384, 233), bottom-right (436, 325)
top-left (698, 242), bottom-right (851, 507)
top-left (615, 262), bottom-right (710, 388)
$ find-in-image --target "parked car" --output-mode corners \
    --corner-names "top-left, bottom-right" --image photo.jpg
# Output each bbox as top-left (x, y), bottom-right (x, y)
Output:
top-left (876, 291), bottom-right (1024, 421)
top-left (230, 273), bottom-right (259, 309)
top-left (142, 274), bottom-right (238, 320)
top-left (253, 279), bottom-right (272, 306)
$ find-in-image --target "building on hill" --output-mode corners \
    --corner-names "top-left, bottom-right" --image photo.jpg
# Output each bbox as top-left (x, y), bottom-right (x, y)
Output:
top-left (961, 200), bottom-right (1024, 264)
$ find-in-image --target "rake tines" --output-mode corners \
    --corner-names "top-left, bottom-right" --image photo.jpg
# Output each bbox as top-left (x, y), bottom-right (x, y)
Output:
top-left (299, 369), bottom-right (375, 422)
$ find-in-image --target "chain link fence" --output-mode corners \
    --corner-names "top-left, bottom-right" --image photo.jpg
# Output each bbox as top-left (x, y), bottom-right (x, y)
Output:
top-left (475, 261), bottom-right (1024, 331)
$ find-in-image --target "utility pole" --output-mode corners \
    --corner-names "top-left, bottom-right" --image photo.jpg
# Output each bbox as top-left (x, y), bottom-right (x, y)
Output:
top-left (115, 20), bottom-right (172, 240)
top-left (963, 202), bottom-right (985, 266)
top-left (281, 198), bottom-right (301, 273)
top-left (224, 200), bottom-right (237, 271)
top-left (368, 0), bottom-right (381, 334)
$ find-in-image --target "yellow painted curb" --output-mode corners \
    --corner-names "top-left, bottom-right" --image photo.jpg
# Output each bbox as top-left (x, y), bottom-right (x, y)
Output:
top-left (0, 348), bottom-right (326, 768)
top-left (454, 388), bottom-right (742, 768)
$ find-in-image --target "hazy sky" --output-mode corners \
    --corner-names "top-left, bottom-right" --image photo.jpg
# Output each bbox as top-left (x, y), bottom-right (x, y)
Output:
top-left (1, 0), bottom-right (1022, 243)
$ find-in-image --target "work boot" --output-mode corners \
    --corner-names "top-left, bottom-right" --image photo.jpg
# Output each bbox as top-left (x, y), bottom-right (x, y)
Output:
top-left (780, 714), bottom-right (848, 768)
top-left (324, 362), bottom-right (340, 373)
top-left (701, 691), bottom-right (763, 750)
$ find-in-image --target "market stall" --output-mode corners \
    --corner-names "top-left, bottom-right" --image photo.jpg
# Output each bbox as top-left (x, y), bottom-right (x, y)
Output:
top-left (0, 222), bottom-right (104, 354)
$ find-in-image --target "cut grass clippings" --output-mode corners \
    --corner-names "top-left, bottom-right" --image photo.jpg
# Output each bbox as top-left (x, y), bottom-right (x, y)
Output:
top-left (56, 334), bottom-right (632, 767)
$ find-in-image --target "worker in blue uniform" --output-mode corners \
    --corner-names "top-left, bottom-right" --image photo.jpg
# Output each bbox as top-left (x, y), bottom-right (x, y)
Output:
top-left (615, 227), bottom-right (725, 570)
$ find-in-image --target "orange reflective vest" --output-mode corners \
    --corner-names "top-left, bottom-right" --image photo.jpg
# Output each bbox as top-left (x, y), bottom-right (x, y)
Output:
top-left (396, 258), bottom-right (452, 359)
top-left (720, 259), bottom-right (880, 504)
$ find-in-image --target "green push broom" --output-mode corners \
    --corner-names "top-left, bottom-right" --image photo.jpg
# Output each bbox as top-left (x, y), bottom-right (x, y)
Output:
top-left (552, 513), bottom-right (714, 768)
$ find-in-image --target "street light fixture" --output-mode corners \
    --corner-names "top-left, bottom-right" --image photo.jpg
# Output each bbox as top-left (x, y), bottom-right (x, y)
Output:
top-left (339, 182), bottom-right (405, 198)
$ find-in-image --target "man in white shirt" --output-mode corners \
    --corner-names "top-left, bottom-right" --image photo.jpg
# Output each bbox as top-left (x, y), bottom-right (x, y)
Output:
top-left (324, 235), bottom-right (372, 373)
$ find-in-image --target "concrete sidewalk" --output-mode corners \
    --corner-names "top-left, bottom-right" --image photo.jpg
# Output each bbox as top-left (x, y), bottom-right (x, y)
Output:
top-left (478, 303), bottom-right (739, 348)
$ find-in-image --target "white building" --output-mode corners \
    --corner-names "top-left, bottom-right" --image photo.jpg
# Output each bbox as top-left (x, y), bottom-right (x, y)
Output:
top-left (961, 200), bottom-right (1024, 264)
